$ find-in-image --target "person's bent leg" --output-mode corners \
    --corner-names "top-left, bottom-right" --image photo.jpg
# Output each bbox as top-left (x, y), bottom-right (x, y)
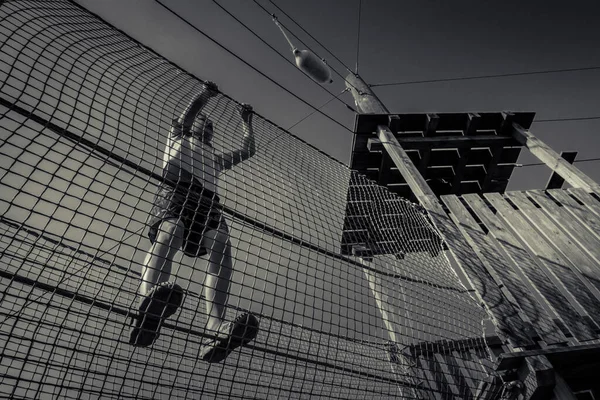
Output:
top-left (140, 218), bottom-right (184, 295)
top-left (199, 224), bottom-right (259, 363)
top-left (130, 218), bottom-right (185, 346)
top-left (202, 227), bottom-right (233, 333)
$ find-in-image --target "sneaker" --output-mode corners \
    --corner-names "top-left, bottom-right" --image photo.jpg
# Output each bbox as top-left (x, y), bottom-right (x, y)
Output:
top-left (199, 313), bottom-right (259, 363)
top-left (129, 282), bottom-right (184, 347)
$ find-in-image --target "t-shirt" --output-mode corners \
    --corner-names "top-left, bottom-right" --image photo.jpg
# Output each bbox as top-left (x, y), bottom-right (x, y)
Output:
top-left (162, 120), bottom-right (222, 193)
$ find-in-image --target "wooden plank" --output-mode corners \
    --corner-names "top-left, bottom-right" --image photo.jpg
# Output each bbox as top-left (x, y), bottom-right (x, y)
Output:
top-left (433, 353), bottom-right (462, 398)
top-left (504, 191), bottom-right (600, 340)
top-left (554, 188), bottom-right (600, 243)
top-left (564, 188), bottom-right (600, 230)
top-left (512, 123), bottom-right (600, 192)
top-left (521, 191), bottom-right (600, 305)
top-left (536, 190), bottom-right (600, 297)
top-left (545, 151), bottom-right (578, 190)
top-left (439, 195), bottom-right (536, 347)
top-left (463, 193), bottom-right (569, 345)
top-left (378, 125), bottom-right (436, 200)
top-left (484, 192), bottom-right (592, 341)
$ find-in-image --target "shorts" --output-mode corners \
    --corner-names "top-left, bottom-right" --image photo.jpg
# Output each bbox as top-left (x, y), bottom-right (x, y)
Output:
top-left (147, 171), bottom-right (222, 258)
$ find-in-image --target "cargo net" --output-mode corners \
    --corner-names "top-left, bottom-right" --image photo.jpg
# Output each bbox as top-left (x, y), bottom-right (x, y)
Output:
top-left (0, 1), bottom-right (503, 399)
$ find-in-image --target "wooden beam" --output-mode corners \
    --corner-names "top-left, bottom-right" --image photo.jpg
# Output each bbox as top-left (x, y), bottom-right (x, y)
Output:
top-left (345, 75), bottom-right (443, 395)
top-left (512, 123), bottom-right (600, 192)
top-left (368, 135), bottom-right (517, 151)
top-left (345, 73), bottom-right (389, 114)
top-left (345, 76), bottom-right (534, 361)
top-left (545, 151), bottom-right (578, 190)
top-left (377, 125), bottom-right (435, 201)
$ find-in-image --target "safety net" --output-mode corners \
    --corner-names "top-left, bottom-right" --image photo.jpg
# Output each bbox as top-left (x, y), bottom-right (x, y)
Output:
top-left (0, 1), bottom-right (499, 398)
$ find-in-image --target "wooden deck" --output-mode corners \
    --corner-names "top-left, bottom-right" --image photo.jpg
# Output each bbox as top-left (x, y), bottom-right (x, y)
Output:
top-left (443, 189), bottom-right (600, 347)
top-left (343, 111), bottom-right (600, 398)
top-left (349, 112), bottom-right (535, 198)
top-left (384, 188), bottom-right (600, 399)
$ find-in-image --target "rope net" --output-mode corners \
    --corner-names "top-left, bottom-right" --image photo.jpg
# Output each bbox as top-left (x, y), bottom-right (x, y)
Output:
top-left (0, 1), bottom-right (501, 398)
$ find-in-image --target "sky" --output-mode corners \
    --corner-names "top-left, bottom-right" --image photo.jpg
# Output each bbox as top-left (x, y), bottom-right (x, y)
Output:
top-left (74, 0), bottom-right (600, 191)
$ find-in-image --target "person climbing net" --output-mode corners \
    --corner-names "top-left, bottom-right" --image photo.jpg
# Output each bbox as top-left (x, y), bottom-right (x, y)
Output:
top-left (129, 81), bottom-right (259, 363)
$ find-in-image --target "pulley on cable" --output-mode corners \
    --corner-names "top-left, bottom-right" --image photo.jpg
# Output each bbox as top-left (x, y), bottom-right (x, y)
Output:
top-left (272, 14), bottom-right (333, 85)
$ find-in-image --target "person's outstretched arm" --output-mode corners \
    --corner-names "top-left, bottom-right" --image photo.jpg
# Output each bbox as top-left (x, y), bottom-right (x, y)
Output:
top-left (218, 104), bottom-right (256, 170)
top-left (172, 81), bottom-right (219, 135)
